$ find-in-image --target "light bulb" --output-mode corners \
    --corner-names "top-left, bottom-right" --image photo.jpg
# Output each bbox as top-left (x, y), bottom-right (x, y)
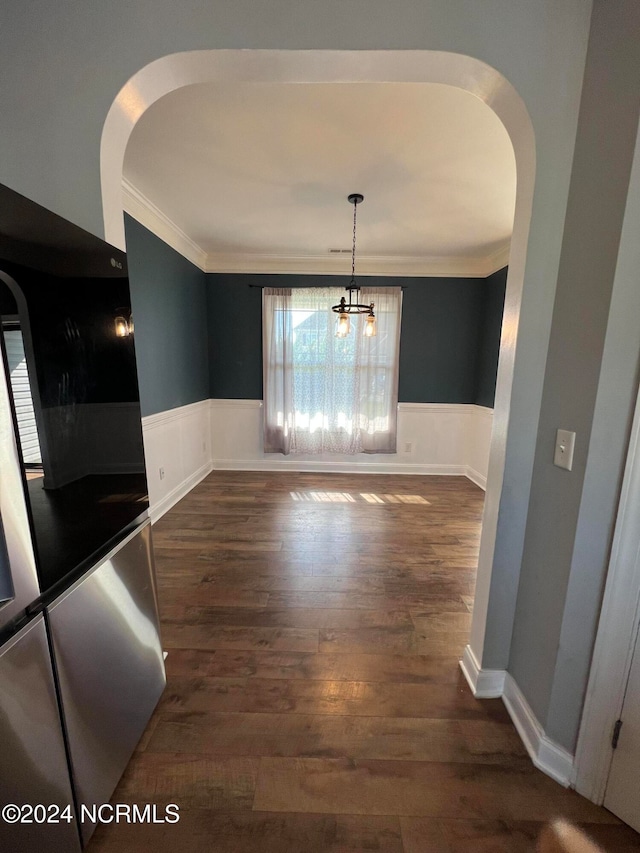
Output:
top-left (115, 315), bottom-right (129, 337)
top-left (364, 314), bottom-right (376, 337)
top-left (336, 312), bottom-right (350, 338)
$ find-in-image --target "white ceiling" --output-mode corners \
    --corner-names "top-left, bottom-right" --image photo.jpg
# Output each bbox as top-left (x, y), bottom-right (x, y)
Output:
top-left (123, 82), bottom-right (516, 276)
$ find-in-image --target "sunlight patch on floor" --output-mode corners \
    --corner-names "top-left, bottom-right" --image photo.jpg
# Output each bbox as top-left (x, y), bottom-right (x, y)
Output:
top-left (289, 491), bottom-right (430, 505)
top-left (290, 491), bottom-right (357, 503)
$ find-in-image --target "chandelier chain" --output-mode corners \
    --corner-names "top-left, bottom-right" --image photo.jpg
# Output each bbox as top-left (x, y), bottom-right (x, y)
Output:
top-left (331, 194), bottom-right (375, 336)
top-left (351, 199), bottom-right (357, 286)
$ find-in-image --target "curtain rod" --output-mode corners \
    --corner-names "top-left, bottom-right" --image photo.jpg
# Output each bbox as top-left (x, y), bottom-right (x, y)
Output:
top-left (248, 284), bottom-right (406, 289)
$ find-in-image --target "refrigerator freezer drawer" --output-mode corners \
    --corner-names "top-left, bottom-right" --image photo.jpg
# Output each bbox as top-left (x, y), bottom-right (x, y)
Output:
top-left (0, 614), bottom-right (82, 852)
top-left (47, 521), bottom-right (166, 846)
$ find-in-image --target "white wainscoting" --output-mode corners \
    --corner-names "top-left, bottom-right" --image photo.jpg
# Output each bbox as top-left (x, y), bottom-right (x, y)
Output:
top-left (209, 400), bottom-right (493, 485)
top-left (142, 399), bottom-right (492, 521)
top-left (141, 400), bottom-right (212, 522)
top-left (465, 405), bottom-right (494, 489)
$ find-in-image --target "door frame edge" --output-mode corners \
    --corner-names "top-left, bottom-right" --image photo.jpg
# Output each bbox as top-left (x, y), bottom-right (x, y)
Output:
top-left (574, 383), bottom-right (640, 803)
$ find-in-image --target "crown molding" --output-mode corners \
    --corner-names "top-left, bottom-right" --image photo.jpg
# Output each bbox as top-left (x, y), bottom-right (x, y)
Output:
top-left (203, 247), bottom-right (509, 278)
top-left (482, 243), bottom-right (511, 275)
top-left (122, 179), bottom-right (509, 278)
top-left (122, 178), bottom-right (207, 270)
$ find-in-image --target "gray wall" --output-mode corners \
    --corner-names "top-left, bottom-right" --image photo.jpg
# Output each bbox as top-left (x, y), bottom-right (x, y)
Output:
top-left (125, 216), bottom-right (209, 417)
top-left (207, 272), bottom-right (505, 405)
top-left (508, 0), bottom-right (640, 751)
top-left (547, 123), bottom-right (640, 750)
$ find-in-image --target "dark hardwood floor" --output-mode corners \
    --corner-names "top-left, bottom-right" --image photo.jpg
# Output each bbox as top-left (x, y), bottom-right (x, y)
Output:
top-left (87, 472), bottom-right (640, 852)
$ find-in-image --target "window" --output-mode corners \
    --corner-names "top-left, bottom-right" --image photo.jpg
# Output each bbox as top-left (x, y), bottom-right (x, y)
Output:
top-left (3, 326), bottom-right (42, 465)
top-left (263, 286), bottom-right (402, 455)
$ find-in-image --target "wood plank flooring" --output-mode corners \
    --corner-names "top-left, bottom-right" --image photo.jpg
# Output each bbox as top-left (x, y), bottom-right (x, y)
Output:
top-left (87, 472), bottom-right (640, 852)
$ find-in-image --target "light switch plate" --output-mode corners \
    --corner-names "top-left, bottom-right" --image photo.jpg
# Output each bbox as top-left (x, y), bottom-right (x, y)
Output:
top-left (554, 429), bottom-right (576, 471)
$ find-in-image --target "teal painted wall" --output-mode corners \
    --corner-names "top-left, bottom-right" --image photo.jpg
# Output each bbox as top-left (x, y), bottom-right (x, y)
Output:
top-left (206, 272), bottom-right (505, 405)
top-left (398, 275), bottom-right (483, 403)
top-left (207, 275), bottom-right (263, 401)
top-left (125, 216), bottom-right (209, 416)
top-left (122, 224), bottom-right (505, 412)
top-left (475, 267), bottom-right (508, 408)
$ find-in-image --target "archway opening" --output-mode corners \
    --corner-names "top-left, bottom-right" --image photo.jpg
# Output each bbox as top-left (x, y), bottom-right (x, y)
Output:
top-left (100, 47), bottom-right (536, 677)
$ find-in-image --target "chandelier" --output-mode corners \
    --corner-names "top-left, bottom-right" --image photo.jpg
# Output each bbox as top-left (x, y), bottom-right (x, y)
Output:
top-left (331, 194), bottom-right (376, 338)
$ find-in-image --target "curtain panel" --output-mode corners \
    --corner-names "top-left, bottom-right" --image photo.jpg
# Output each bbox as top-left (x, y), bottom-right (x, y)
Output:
top-left (262, 286), bottom-right (402, 455)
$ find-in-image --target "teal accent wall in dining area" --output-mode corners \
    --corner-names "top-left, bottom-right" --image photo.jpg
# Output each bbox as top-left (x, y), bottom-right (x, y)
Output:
top-left (206, 269), bottom-right (507, 406)
top-left (125, 215), bottom-right (210, 417)
top-left (124, 212), bottom-right (506, 414)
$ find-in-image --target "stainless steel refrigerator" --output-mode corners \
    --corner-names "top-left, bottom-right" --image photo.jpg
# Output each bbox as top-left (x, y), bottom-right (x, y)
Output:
top-left (0, 182), bottom-right (166, 849)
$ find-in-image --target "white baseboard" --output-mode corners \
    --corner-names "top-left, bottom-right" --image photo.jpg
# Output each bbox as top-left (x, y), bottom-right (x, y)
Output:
top-left (502, 673), bottom-right (575, 788)
top-left (213, 457), bottom-right (487, 489)
top-left (148, 460), bottom-right (213, 523)
top-left (460, 644), bottom-right (506, 697)
top-left (465, 465), bottom-right (487, 490)
top-left (460, 647), bottom-right (575, 788)
top-left (211, 458), bottom-right (469, 476)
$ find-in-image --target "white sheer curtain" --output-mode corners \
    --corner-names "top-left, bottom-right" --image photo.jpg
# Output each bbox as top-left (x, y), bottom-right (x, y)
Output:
top-left (263, 286), bottom-right (402, 455)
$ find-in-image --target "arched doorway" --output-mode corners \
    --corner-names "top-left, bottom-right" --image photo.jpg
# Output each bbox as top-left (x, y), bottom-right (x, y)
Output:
top-left (99, 47), bottom-right (536, 688)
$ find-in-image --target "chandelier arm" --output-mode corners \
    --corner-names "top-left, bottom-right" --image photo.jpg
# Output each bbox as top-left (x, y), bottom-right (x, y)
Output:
top-left (330, 299), bottom-right (375, 315)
